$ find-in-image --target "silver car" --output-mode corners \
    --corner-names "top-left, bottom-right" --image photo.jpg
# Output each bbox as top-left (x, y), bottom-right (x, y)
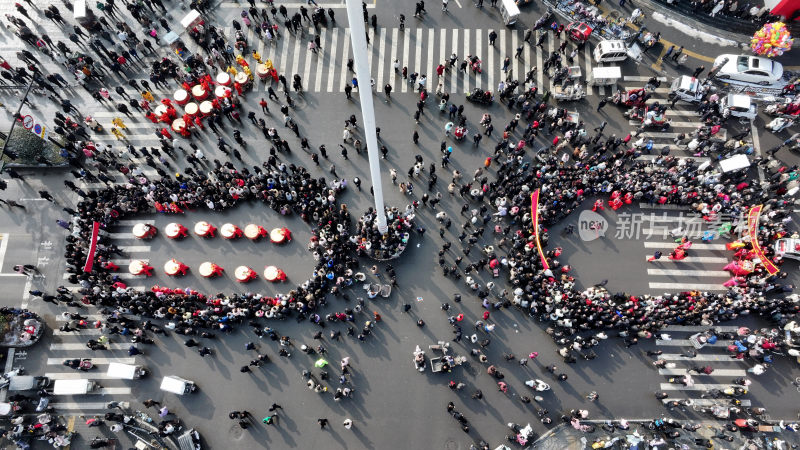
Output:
top-left (713, 54), bottom-right (783, 86)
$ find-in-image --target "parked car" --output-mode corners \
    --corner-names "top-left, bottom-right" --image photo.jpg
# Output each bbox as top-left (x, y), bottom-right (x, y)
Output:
top-left (713, 54), bottom-right (783, 86)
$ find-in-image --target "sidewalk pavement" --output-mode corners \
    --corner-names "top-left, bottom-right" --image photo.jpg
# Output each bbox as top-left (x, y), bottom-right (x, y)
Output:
top-left (531, 420), bottom-right (800, 449)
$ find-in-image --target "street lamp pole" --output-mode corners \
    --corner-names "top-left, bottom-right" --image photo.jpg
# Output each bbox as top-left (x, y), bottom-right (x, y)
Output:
top-left (344, 0), bottom-right (387, 234)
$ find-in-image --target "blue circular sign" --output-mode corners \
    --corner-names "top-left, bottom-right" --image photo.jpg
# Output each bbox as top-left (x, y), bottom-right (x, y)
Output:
top-left (33, 124), bottom-right (42, 134)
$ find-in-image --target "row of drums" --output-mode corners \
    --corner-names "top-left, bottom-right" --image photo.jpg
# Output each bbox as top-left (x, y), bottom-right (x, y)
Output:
top-left (128, 259), bottom-right (286, 282)
top-left (131, 222), bottom-right (291, 243)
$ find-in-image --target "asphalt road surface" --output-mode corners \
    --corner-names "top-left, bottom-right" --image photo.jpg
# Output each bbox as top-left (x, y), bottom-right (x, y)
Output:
top-left (0, 0), bottom-right (799, 449)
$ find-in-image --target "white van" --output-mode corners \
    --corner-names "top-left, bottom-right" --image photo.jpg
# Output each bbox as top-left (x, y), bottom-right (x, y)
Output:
top-left (160, 375), bottom-right (197, 395)
top-left (53, 379), bottom-right (97, 395)
top-left (107, 362), bottom-right (148, 380)
top-left (499, 0), bottom-right (521, 25)
top-left (593, 40), bottom-right (629, 63)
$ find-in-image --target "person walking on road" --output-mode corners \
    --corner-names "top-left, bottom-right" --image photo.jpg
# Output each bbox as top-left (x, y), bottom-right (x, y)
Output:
top-left (596, 97), bottom-right (607, 113)
top-left (647, 251), bottom-right (662, 262)
top-left (488, 30), bottom-right (497, 46)
top-left (692, 65), bottom-right (705, 78)
top-left (671, 46), bottom-right (684, 61)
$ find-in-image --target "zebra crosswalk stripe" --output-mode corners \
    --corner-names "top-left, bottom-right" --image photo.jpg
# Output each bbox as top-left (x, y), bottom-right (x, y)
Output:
top-left (658, 368), bottom-right (747, 376)
top-left (664, 398), bottom-right (751, 407)
top-left (644, 242), bottom-right (727, 251)
top-left (656, 339), bottom-right (734, 347)
top-left (659, 383), bottom-right (741, 391)
top-left (315, 30), bottom-right (326, 92)
top-left (427, 29), bottom-right (435, 89)
top-left (327, 28), bottom-right (340, 92)
top-left (661, 325), bottom-right (740, 332)
top-left (650, 282), bottom-right (728, 291)
top-left (50, 343), bottom-right (131, 351)
top-left (341, 28), bottom-right (352, 92)
top-left (511, 30), bottom-right (519, 82)
top-left (377, 28), bottom-right (388, 89)
top-left (46, 357), bottom-right (138, 364)
top-left (659, 353), bottom-right (742, 362)
top-left (646, 269), bottom-right (730, 277)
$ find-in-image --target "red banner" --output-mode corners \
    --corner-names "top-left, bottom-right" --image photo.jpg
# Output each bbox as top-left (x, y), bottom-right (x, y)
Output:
top-left (83, 221), bottom-right (100, 273)
top-left (530, 190), bottom-right (549, 270)
top-left (747, 205), bottom-right (780, 275)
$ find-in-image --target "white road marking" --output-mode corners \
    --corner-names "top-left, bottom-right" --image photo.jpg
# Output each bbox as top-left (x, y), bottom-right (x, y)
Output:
top-left (663, 398), bottom-right (751, 407)
top-left (47, 357), bottom-right (137, 365)
top-left (53, 329), bottom-right (103, 336)
top-left (117, 245), bottom-right (152, 253)
top-left (376, 28), bottom-right (387, 90)
top-left (647, 269), bottom-right (730, 277)
top-left (315, 29), bottom-right (326, 92)
top-left (327, 28), bottom-right (339, 92)
top-left (649, 257), bottom-right (727, 264)
top-left (643, 242), bottom-right (727, 251)
top-left (656, 339), bottom-right (734, 347)
top-left (46, 372), bottom-right (121, 380)
top-left (658, 368), bottom-right (747, 376)
top-left (661, 325), bottom-right (741, 332)
top-left (624, 75), bottom-right (668, 81)
top-left (649, 282), bottom-right (728, 291)
top-left (401, 27), bottom-right (409, 93)
top-left (659, 383), bottom-right (745, 391)
top-left (50, 401), bottom-right (118, 410)
top-left (49, 343), bottom-right (131, 351)
top-left (659, 354), bottom-right (746, 362)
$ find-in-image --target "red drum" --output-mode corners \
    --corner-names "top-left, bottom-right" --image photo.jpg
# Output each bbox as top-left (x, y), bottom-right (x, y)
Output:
top-left (216, 72), bottom-right (231, 86)
top-left (174, 89), bottom-right (189, 106)
top-left (191, 85), bottom-right (208, 100)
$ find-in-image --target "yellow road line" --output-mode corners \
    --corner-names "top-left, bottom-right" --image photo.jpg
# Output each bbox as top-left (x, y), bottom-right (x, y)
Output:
top-left (587, 0), bottom-right (715, 63)
top-left (64, 416), bottom-right (76, 450)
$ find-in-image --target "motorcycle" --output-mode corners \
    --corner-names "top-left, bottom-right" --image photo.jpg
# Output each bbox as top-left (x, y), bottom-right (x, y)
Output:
top-left (723, 386), bottom-right (747, 397)
top-left (524, 379), bottom-right (551, 391)
top-left (63, 359), bottom-right (94, 371)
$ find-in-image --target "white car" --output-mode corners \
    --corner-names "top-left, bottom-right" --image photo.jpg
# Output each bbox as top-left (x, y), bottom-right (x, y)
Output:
top-left (713, 54), bottom-right (784, 86)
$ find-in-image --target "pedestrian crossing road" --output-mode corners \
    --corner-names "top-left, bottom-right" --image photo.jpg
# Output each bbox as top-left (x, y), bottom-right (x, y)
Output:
top-left (654, 324), bottom-right (754, 408)
top-left (43, 312), bottom-right (142, 411)
top-left (176, 26), bottom-right (601, 96)
top-left (616, 208), bottom-right (743, 293)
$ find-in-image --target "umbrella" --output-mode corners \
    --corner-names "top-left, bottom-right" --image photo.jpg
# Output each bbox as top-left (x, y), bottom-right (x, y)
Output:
top-left (734, 418), bottom-right (748, 428)
top-left (314, 359), bottom-right (328, 368)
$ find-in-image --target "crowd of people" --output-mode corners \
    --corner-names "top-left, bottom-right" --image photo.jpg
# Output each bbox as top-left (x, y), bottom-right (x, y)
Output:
top-left (4, 0), bottom-right (800, 446)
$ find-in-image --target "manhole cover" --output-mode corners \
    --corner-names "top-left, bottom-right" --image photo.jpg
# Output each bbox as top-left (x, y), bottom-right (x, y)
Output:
top-left (444, 439), bottom-right (459, 450)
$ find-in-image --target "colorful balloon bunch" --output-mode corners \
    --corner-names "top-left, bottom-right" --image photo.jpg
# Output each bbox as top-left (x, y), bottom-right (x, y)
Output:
top-left (751, 22), bottom-right (793, 57)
